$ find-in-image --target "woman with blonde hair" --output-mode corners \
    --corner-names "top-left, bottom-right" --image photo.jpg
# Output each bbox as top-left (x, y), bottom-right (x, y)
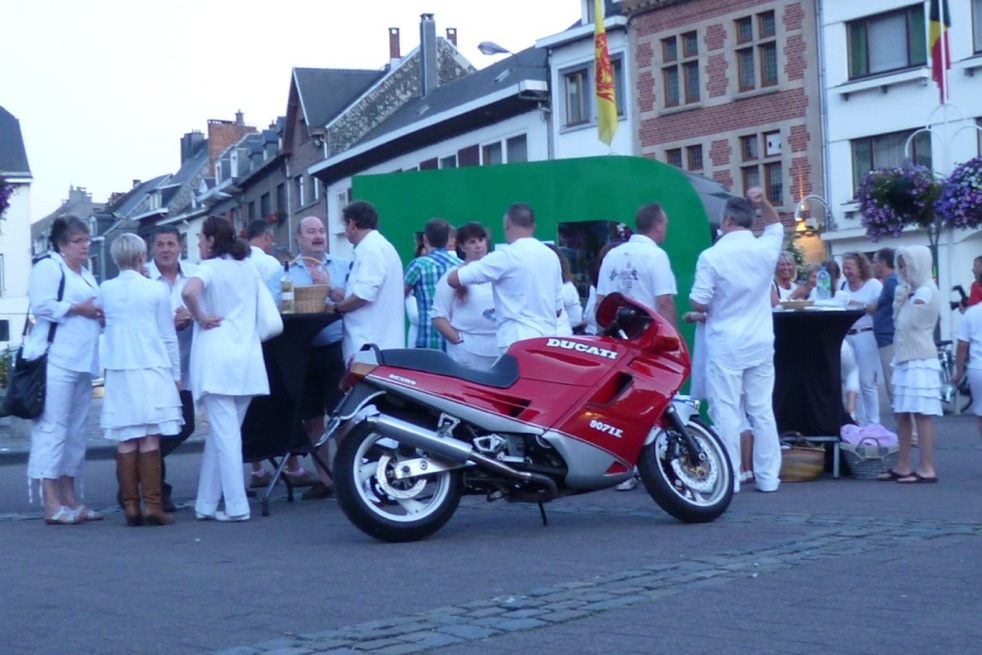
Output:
top-left (841, 251), bottom-right (883, 425)
top-left (770, 252), bottom-right (808, 305)
top-left (182, 216), bottom-right (269, 521)
top-left (98, 232), bottom-right (183, 526)
top-left (877, 245), bottom-right (941, 483)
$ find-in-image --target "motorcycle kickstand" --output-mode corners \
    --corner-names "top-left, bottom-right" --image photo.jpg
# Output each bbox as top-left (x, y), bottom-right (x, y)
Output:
top-left (537, 501), bottom-right (548, 527)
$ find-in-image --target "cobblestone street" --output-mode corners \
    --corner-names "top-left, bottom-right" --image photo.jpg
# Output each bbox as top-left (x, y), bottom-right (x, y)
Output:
top-left (2, 406), bottom-right (981, 654)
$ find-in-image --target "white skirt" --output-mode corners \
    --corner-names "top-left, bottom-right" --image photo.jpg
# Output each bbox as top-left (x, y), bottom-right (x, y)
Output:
top-left (101, 367), bottom-right (184, 442)
top-left (891, 357), bottom-right (942, 416)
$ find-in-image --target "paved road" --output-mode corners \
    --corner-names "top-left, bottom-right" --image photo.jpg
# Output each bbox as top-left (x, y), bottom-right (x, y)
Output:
top-left (1, 410), bottom-right (980, 655)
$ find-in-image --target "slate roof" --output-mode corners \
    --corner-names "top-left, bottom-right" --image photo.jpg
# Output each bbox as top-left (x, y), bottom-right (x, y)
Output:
top-left (294, 68), bottom-right (385, 128)
top-left (355, 45), bottom-right (548, 147)
top-left (0, 105), bottom-right (31, 176)
top-left (103, 175), bottom-right (170, 218)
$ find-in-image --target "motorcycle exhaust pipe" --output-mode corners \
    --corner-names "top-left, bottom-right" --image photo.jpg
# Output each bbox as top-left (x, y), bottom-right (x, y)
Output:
top-left (364, 414), bottom-right (474, 462)
top-left (364, 414), bottom-right (558, 497)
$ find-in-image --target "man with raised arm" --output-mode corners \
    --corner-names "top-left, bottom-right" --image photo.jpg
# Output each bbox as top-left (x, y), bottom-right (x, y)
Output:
top-left (689, 188), bottom-right (783, 494)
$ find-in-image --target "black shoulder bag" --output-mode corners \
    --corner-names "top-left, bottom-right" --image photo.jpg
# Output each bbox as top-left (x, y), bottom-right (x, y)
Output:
top-left (3, 263), bottom-right (66, 419)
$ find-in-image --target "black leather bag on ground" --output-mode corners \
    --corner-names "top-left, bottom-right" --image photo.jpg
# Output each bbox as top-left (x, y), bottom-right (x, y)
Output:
top-left (3, 349), bottom-right (49, 419)
top-left (3, 259), bottom-right (66, 420)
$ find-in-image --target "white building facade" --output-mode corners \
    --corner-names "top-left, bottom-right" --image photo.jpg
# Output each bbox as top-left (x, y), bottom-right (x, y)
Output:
top-left (0, 105), bottom-right (33, 346)
top-left (821, 0), bottom-right (982, 337)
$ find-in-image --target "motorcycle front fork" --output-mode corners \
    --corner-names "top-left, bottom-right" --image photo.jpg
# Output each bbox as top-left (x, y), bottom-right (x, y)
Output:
top-left (663, 404), bottom-right (707, 467)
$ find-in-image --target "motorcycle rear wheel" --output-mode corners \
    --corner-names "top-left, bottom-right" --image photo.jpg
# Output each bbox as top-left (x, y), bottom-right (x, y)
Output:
top-left (334, 420), bottom-right (463, 543)
top-left (638, 418), bottom-right (733, 523)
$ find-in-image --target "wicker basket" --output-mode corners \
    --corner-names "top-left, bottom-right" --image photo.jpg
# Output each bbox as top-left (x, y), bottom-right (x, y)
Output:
top-left (779, 435), bottom-right (825, 482)
top-left (841, 437), bottom-right (899, 480)
top-left (294, 284), bottom-right (329, 314)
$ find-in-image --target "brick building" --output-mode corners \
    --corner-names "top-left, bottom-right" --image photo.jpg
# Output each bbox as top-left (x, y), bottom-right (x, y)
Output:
top-left (624, 0), bottom-right (823, 237)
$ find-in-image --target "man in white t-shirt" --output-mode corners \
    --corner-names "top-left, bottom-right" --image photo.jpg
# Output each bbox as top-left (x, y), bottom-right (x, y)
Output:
top-left (689, 187), bottom-right (784, 494)
top-left (448, 202), bottom-right (564, 351)
top-left (246, 219), bottom-right (283, 283)
top-left (326, 201), bottom-right (405, 361)
top-left (596, 202), bottom-right (677, 328)
top-left (953, 270), bottom-right (982, 439)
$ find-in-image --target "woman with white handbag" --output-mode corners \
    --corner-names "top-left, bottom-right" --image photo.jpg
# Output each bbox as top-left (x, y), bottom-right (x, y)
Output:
top-left (182, 215), bottom-right (270, 522)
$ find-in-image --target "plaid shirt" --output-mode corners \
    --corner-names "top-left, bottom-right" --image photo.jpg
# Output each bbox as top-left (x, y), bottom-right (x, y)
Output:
top-left (405, 248), bottom-right (462, 349)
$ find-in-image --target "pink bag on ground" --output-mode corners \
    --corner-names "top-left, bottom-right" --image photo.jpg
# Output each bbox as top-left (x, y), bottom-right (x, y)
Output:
top-left (840, 423), bottom-right (898, 447)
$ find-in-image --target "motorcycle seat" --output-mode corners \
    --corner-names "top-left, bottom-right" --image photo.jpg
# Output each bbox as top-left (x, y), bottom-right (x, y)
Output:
top-left (378, 349), bottom-right (519, 389)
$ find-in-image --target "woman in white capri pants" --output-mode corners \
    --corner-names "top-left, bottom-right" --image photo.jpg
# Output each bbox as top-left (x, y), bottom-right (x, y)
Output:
top-left (841, 252), bottom-right (883, 426)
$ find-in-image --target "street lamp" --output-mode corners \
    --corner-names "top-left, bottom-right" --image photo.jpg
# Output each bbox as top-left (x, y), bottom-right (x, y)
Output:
top-left (477, 41), bottom-right (514, 56)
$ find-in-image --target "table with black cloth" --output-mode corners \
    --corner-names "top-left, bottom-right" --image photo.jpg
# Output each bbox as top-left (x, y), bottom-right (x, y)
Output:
top-left (241, 312), bottom-right (339, 514)
top-left (772, 309), bottom-right (864, 478)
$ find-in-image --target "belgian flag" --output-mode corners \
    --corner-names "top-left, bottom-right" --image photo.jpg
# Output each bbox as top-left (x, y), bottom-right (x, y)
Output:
top-left (929, 0), bottom-right (951, 103)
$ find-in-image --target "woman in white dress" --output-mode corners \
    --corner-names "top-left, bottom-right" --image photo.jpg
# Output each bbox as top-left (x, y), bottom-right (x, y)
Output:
top-left (98, 233), bottom-right (183, 526)
top-left (841, 252), bottom-right (883, 426)
top-left (877, 246), bottom-right (941, 483)
top-left (432, 222), bottom-right (498, 369)
top-left (182, 216), bottom-right (270, 522)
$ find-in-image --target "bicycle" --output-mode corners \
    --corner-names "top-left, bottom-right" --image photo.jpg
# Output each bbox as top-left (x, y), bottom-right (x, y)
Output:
top-left (937, 340), bottom-right (972, 415)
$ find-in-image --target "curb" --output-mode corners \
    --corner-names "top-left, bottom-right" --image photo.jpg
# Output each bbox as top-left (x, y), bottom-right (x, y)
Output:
top-left (0, 439), bottom-right (206, 466)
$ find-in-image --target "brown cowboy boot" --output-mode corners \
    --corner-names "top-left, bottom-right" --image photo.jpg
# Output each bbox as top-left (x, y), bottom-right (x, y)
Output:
top-left (138, 450), bottom-right (175, 526)
top-left (116, 450), bottom-right (142, 527)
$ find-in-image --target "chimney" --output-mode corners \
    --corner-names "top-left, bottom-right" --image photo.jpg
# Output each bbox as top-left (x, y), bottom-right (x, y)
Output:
top-left (180, 130), bottom-right (206, 164)
top-left (235, 110), bottom-right (244, 125)
top-left (389, 27), bottom-right (401, 63)
top-left (419, 14), bottom-right (438, 97)
top-left (132, 179), bottom-right (142, 188)
top-left (445, 28), bottom-right (457, 46)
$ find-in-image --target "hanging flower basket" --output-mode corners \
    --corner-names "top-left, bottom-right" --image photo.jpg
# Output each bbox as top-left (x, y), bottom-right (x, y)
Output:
top-left (857, 166), bottom-right (941, 242)
top-left (935, 156), bottom-right (982, 231)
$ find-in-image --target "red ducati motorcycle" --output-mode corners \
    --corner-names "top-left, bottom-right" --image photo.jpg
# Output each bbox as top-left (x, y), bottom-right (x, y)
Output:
top-left (322, 292), bottom-right (733, 542)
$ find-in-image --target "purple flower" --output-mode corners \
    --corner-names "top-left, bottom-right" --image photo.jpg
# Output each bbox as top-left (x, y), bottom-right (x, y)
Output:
top-left (935, 157), bottom-right (982, 231)
top-left (858, 166), bottom-right (941, 243)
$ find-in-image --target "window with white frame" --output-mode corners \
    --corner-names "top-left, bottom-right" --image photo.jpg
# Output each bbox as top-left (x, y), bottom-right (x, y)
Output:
top-left (735, 11), bottom-right (778, 91)
top-left (480, 134), bottom-right (527, 165)
top-left (563, 67), bottom-right (589, 126)
top-left (850, 129), bottom-right (931, 196)
top-left (740, 131), bottom-right (783, 205)
top-left (295, 175), bottom-right (305, 208)
top-left (561, 57), bottom-right (626, 127)
top-left (686, 144), bottom-right (703, 171)
top-left (665, 148), bottom-right (683, 168)
top-left (974, 0), bottom-right (982, 53)
top-left (847, 5), bottom-right (926, 79)
top-left (662, 31), bottom-right (699, 108)
top-left (439, 154), bottom-right (458, 169)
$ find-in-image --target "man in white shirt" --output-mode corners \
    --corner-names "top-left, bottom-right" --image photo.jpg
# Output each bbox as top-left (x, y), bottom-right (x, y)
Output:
top-left (689, 187), bottom-right (783, 494)
top-left (246, 219), bottom-right (283, 283)
top-left (326, 201), bottom-right (405, 361)
top-left (144, 225), bottom-right (197, 512)
top-left (448, 202), bottom-right (563, 351)
top-left (596, 202), bottom-right (677, 328)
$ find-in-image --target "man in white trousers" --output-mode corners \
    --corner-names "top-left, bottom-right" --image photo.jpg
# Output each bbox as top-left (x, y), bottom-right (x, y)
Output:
top-left (689, 187), bottom-right (783, 493)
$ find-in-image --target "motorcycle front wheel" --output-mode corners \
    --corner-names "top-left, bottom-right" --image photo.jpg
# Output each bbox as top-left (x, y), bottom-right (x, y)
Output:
top-left (638, 418), bottom-right (733, 523)
top-left (334, 420), bottom-right (463, 543)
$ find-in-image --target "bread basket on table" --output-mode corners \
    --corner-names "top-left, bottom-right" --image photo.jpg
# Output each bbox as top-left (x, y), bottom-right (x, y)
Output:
top-left (293, 285), bottom-right (330, 314)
